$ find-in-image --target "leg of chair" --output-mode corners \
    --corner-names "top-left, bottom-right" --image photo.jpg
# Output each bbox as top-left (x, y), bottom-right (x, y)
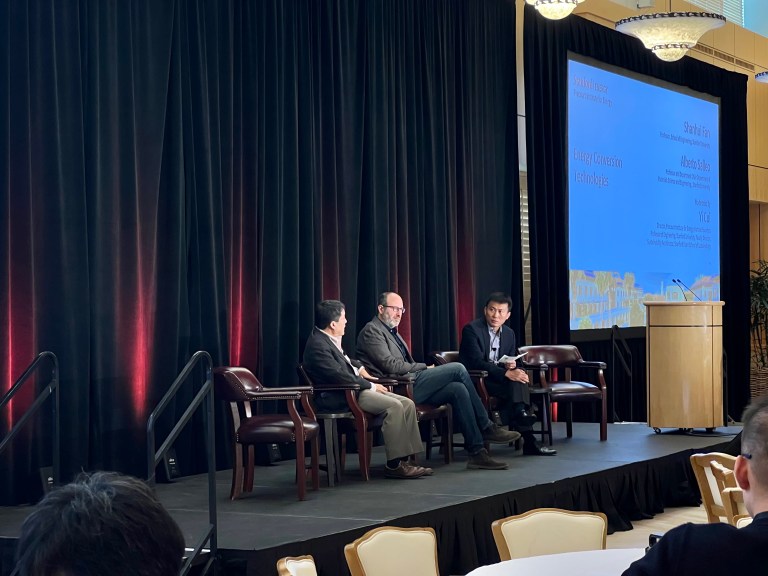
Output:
top-left (244, 444), bottom-right (255, 493)
top-left (443, 410), bottom-right (453, 464)
top-left (357, 427), bottom-right (370, 481)
top-left (425, 420), bottom-right (434, 461)
top-left (296, 435), bottom-right (307, 501)
top-left (230, 442), bottom-right (244, 501)
top-left (311, 435), bottom-right (320, 491)
top-left (339, 433), bottom-right (347, 477)
top-left (600, 395), bottom-right (608, 441)
top-left (323, 419), bottom-right (337, 487)
top-left (542, 394), bottom-right (553, 446)
top-left (566, 403), bottom-right (573, 438)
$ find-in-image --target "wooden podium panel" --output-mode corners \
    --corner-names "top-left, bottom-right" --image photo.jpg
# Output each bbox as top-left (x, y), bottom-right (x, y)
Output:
top-left (645, 301), bottom-right (724, 430)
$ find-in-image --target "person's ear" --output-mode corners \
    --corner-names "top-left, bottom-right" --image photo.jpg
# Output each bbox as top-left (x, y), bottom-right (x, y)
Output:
top-left (735, 455), bottom-right (751, 491)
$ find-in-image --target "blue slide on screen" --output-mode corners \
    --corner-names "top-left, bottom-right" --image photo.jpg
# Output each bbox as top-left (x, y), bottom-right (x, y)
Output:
top-left (568, 56), bottom-right (720, 330)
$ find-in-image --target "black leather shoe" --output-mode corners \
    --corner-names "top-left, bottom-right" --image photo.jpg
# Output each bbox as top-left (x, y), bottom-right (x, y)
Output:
top-left (512, 411), bottom-right (538, 427)
top-left (523, 442), bottom-right (557, 456)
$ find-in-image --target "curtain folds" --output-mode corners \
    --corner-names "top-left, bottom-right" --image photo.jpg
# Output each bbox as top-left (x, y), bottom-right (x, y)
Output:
top-left (0, 0), bottom-right (520, 504)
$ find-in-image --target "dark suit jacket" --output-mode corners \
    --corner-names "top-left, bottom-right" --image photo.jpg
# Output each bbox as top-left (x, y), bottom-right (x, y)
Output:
top-left (459, 318), bottom-right (517, 384)
top-left (356, 317), bottom-right (427, 378)
top-left (302, 327), bottom-right (372, 412)
top-left (622, 511), bottom-right (768, 576)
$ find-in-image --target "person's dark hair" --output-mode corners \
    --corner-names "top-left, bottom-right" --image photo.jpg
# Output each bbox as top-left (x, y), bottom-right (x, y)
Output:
top-left (315, 300), bottom-right (345, 329)
top-left (741, 396), bottom-right (768, 485)
top-left (15, 471), bottom-right (185, 576)
top-left (377, 292), bottom-right (394, 307)
top-left (485, 292), bottom-right (513, 310)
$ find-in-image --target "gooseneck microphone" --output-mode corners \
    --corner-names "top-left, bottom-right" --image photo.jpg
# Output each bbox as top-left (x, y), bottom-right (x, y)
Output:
top-left (672, 279), bottom-right (688, 301)
top-left (675, 278), bottom-right (702, 301)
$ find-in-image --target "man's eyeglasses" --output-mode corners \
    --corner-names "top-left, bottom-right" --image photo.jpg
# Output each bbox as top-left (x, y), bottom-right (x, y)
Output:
top-left (382, 305), bottom-right (406, 314)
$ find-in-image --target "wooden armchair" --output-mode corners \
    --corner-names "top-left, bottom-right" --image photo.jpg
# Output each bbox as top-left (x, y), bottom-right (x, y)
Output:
top-left (213, 366), bottom-right (319, 501)
top-left (297, 365), bottom-right (385, 483)
top-left (376, 373), bottom-right (453, 464)
top-left (710, 459), bottom-right (748, 525)
top-left (689, 452), bottom-right (736, 523)
top-left (519, 345), bottom-right (607, 441)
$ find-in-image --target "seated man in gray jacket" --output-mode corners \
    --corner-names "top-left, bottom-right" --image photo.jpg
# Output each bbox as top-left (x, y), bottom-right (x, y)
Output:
top-left (356, 291), bottom-right (520, 470)
top-left (303, 299), bottom-right (430, 479)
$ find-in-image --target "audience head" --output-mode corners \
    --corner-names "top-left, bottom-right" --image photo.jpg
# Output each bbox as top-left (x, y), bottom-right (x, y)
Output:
top-left (484, 292), bottom-right (513, 329)
top-left (735, 396), bottom-right (768, 515)
top-left (315, 300), bottom-right (347, 336)
top-left (15, 471), bottom-right (185, 576)
top-left (377, 292), bottom-right (405, 329)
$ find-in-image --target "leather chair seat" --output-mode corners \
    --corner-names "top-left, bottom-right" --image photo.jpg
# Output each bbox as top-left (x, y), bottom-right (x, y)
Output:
top-left (238, 414), bottom-right (319, 444)
top-left (548, 382), bottom-right (603, 400)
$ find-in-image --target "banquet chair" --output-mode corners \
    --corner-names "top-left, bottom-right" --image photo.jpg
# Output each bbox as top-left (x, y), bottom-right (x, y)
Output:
top-left (297, 364), bottom-right (385, 483)
top-left (214, 366), bottom-right (320, 501)
top-left (344, 526), bottom-right (439, 576)
top-left (276, 555), bottom-right (318, 576)
top-left (519, 345), bottom-right (607, 441)
top-left (491, 508), bottom-right (607, 561)
top-left (689, 452), bottom-right (737, 523)
top-left (735, 514), bottom-right (753, 528)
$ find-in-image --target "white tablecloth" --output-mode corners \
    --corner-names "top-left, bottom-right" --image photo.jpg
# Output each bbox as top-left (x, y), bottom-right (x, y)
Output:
top-left (466, 548), bottom-right (645, 576)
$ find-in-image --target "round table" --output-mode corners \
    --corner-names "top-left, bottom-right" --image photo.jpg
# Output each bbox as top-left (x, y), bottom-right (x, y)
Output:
top-left (466, 548), bottom-right (645, 576)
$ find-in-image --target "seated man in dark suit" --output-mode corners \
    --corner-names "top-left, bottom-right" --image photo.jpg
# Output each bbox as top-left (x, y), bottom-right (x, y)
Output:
top-left (356, 291), bottom-right (520, 471)
top-left (622, 395), bottom-right (768, 575)
top-left (15, 471), bottom-right (185, 576)
top-left (459, 292), bottom-right (556, 456)
top-left (303, 299), bottom-right (430, 479)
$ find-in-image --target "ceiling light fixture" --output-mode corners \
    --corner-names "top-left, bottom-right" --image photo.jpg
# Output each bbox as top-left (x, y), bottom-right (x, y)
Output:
top-left (525, 0), bottom-right (586, 21)
top-left (615, 12), bottom-right (726, 62)
top-left (757, 72), bottom-right (768, 84)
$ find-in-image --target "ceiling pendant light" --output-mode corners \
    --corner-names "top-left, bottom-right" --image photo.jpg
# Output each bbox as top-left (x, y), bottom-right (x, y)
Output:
top-left (616, 12), bottom-right (726, 62)
top-left (525, 0), bottom-right (586, 21)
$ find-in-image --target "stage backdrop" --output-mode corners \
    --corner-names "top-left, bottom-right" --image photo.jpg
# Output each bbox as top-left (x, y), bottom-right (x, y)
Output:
top-left (0, 0), bottom-right (521, 503)
top-left (523, 6), bottom-right (750, 423)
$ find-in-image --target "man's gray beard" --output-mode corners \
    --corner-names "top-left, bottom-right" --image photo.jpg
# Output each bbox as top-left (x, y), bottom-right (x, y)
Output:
top-left (381, 317), bottom-right (398, 329)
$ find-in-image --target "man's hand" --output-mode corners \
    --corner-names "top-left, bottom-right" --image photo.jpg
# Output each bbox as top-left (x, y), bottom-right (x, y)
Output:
top-left (373, 383), bottom-right (389, 393)
top-left (427, 364), bottom-right (435, 369)
top-left (505, 368), bottom-right (529, 384)
top-left (503, 360), bottom-right (517, 370)
top-left (359, 366), bottom-right (376, 380)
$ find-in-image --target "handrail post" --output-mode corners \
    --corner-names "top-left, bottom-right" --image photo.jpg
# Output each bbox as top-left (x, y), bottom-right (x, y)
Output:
top-left (147, 351), bottom-right (217, 576)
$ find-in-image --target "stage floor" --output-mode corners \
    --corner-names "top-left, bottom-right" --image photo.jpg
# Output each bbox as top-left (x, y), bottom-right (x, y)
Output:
top-left (0, 422), bottom-right (741, 575)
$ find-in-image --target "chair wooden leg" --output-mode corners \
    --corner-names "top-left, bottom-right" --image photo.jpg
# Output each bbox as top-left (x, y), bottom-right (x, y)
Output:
top-left (311, 436), bottom-right (320, 491)
top-left (244, 445), bottom-right (255, 492)
top-left (443, 410), bottom-right (453, 464)
top-left (322, 420), bottom-right (337, 487)
top-left (296, 436), bottom-right (307, 501)
top-left (357, 428), bottom-right (370, 481)
top-left (566, 404), bottom-right (573, 438)
top-left (425, 420), bottom-right (434, 460)
top-left (600, 395), bottom-right (608, 441)
top-left (230, 442), bottom-right (244, 500)
top-left (339, 433), bottom-right (347, 476)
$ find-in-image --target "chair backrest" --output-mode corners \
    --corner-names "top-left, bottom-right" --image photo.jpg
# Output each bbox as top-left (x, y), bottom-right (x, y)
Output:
top-left (491, 508), bottom-right (607, 561)
top-left (736, 515), bottom-right (753, 528)
top-left (344, 526), bottom-right (439, 576)
top-left (518, 345), bottom-right (583, 367)
top-left (689, 452), bottom-right (737, 523)
top-left (722, 486), bottom-right (749, 526)
top-left (213, 366), bottom-right (264, 401)
top-left (431, 351), bottom-right (459, 365)
top-left (276, 555), bottom-right (318, 576)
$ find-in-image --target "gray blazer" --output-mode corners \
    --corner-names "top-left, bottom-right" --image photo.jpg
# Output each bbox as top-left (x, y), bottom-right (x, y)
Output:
top-left (356, 316), bottom-right (428, 377)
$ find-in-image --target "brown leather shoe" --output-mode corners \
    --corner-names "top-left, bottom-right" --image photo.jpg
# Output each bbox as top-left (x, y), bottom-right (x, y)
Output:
top-left (466, 448), bottom-right (508, 470)
top-left (483, 423), bottom-right (522, 444)
top-left (385, 461), bottom-right (427, 479)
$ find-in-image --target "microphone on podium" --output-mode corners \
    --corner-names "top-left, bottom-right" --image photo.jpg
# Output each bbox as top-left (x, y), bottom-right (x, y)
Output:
top-left (672, 279), bottom-right (687, 301)
top-left (674, 278), bottom-right (702, 301)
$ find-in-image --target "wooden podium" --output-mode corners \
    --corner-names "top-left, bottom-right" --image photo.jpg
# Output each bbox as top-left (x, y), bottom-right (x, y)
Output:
top-left (645, 301), bottom-right (724, 431)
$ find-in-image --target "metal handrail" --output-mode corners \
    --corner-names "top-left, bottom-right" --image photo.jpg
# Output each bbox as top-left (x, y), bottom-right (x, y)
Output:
top-left (0, 351), bottom-right (59, 487)
top-left (147, 350), bottom-right (217, 576)
top-left (610, 325), bottom-right (633, 422)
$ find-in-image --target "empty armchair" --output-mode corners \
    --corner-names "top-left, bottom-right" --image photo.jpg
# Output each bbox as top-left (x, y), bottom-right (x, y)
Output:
top-left (214, 366), bottom-right (320, 501)
top-left (491, 508), bottom-right (607, 561)
top-left (689, 452), bottom-right (736, 523)
top-left (344, 526), bottom-right (439, 576)
top-left (519, 345), bottom-right (607, 441)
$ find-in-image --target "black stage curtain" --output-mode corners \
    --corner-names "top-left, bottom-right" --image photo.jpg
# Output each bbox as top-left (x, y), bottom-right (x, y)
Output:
top-left (0, 0), bottom-right (520, 504)
top-left (523, 6), bottom-right (750, 421)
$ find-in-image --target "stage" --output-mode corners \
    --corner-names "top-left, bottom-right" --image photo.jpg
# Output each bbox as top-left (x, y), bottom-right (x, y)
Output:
top-left (0, 422), bottom-right (740, 576)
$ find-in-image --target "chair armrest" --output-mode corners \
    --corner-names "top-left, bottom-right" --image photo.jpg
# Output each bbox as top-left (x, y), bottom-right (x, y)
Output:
top-left (314, 383), bottom-right (362, 392)
top-left (578, 360), bottom-right (607, 369)
top-left (247, 390), bottom-right (303, 401)
top-left (467, 369), bottom-right (488, 378)
top-left (520, 360), bottom-right (549, 371)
